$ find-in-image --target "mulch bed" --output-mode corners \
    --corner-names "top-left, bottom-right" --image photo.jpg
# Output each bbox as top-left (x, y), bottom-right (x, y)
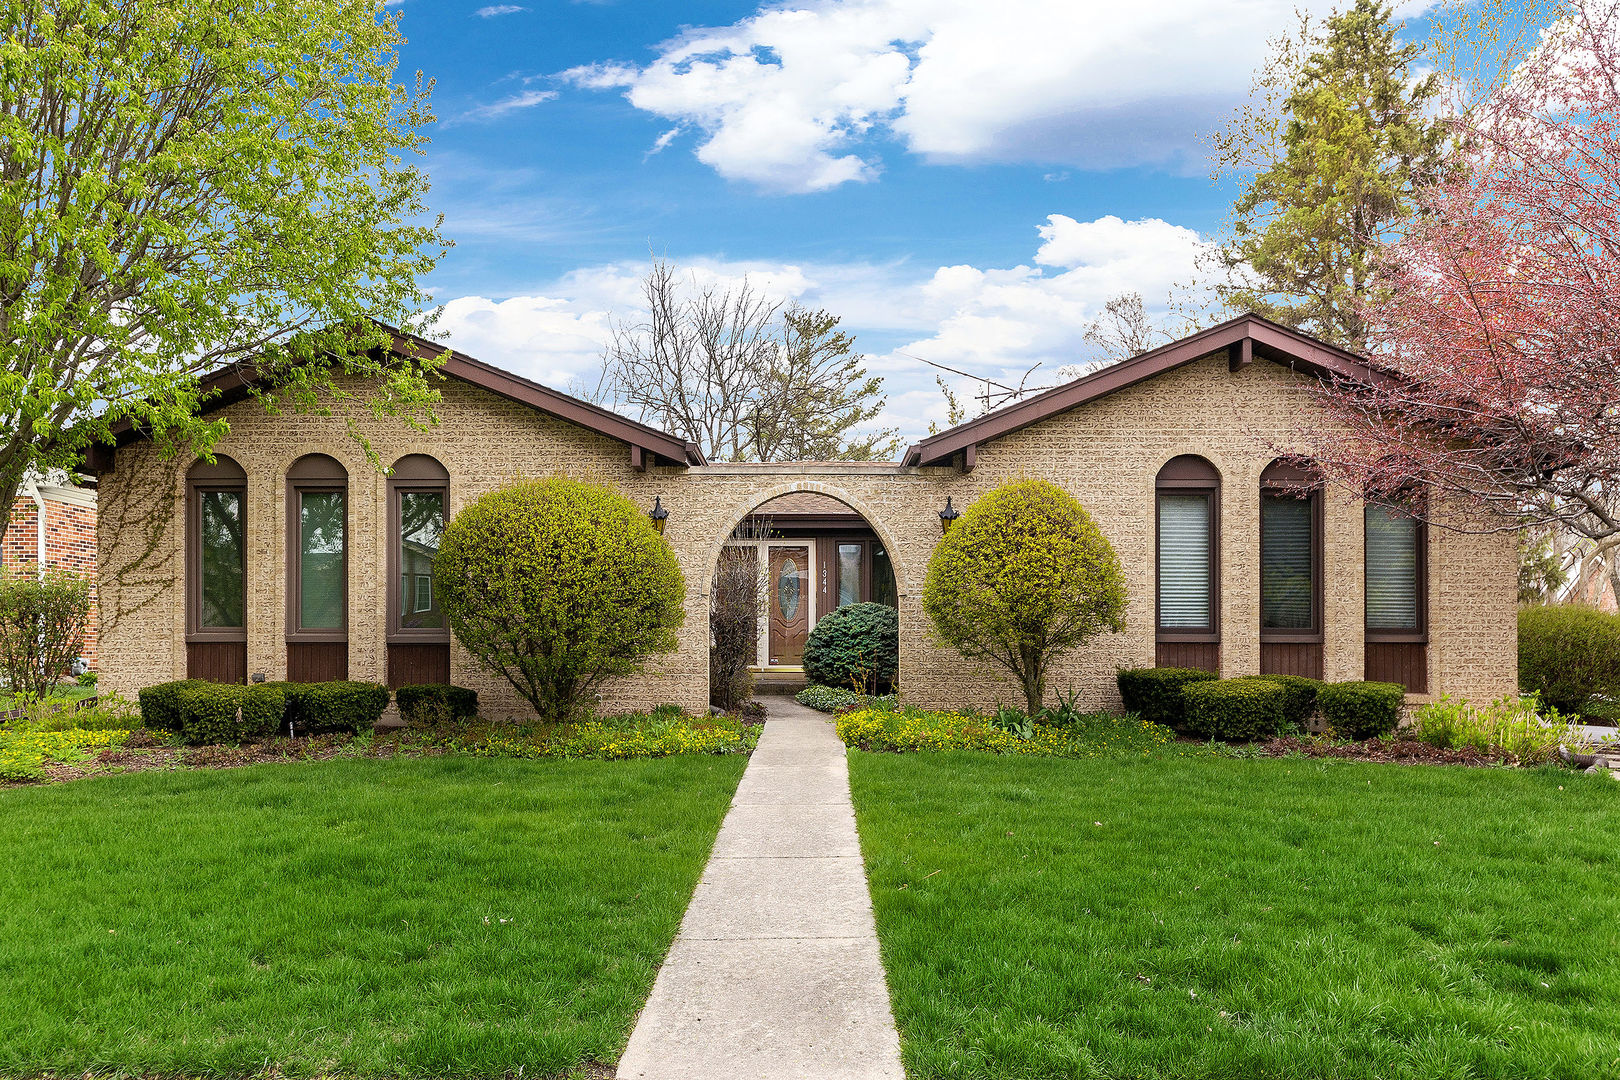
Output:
top-left (1255, 735), bottom-right (1518, 767)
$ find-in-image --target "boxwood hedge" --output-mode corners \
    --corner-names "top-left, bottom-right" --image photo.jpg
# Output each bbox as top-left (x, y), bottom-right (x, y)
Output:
top-left (1182, 678), bottom-right (1288, 741)
top-left (1116, 667), bottom-right (1218, 728)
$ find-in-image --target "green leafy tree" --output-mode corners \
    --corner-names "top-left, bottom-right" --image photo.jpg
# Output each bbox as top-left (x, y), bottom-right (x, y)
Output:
top-left (0, 570), bottom-right (89, 699)
top-left (0, 0), bottom-right (448, 545)
top-left (923, 479), bottom-right (1127, 714)
top-left (435, 477), bottom-right (685, 721)
top-left (1210, 0), bottom-right (1447, 350)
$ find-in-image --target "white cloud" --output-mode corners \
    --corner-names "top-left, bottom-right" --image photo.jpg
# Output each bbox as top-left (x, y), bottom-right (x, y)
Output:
top-left (475, 4), bottom-right (527, 15)
top-left (432, 215), bottom-right (1208, 445)
top-left (560, 0), bottom-right (1432, 192)
top-left (459, 88), bottom-right (558, 124)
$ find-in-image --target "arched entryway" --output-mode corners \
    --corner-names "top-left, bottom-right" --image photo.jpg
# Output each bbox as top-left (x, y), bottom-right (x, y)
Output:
top-left (705, 483), bottom-right (907, 704)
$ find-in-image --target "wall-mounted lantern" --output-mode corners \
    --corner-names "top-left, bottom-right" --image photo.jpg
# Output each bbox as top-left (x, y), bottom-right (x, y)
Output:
top-left (938, 496), bottom-right (960, 534)
top-left (650, 495), bottom-right (669, 535)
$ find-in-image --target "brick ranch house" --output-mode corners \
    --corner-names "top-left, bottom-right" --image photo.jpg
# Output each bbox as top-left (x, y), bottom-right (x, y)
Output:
top-left (84, 314), bottom-right (1517, 717)
top-left (3, 475), bottom-right (98, 668)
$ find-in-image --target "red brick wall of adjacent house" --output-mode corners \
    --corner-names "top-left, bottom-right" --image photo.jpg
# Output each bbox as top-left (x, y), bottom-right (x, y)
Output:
top-left (3, 495), bottom-right (99, 667)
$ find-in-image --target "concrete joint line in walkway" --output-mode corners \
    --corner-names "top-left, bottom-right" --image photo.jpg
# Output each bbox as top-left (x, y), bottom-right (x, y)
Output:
top-left (616, 698), bottom-right (905, 1080)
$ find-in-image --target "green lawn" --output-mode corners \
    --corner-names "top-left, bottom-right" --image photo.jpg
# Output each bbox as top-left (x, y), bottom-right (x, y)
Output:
top-left (849, 751), bottom-right (1620, 1080)
top-left (0, 754), bottom-right (746, 1078)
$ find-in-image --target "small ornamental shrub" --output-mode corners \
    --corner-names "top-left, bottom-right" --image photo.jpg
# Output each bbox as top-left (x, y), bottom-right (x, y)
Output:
top-left (924, 480), bottom-right (1127, 714)
top-left (283, 681), bottom-right (390, 735)
top-left (241, 683), bottom-right (288, 739)
top-left (1316, 681), bottom-right (1406, 741)
top-left (0, 570), bottom-right (91, 699)
top-left (1517, 604), bottom-right (1620, 715)
top-left (795, 684), bottom-right (897, 713)
top-left (1244, 674), bottom-right (1324, 729)
top-left (1116, 667), bottom-right (1218, 728)
top-left (1181, 678), bottom-right (1288, 741)
top-left (1410, 693), bottom-right (1578, 764)
top-left (804, 602), bottom-right (899, 693)
top-left (437, 477), bottom-right (685, 721)
top-left (137, 680), bottom-right (205, 733)
top-left (396, 683), bottom-right (479, 727)
top-left (175, 682), bottom-right (247, 744)
top-left (710, 544), bottom-right (763, 711)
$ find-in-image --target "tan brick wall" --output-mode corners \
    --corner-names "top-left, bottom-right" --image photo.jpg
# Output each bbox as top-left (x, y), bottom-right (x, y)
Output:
top-left (97, 352), bottom-right (1519, 716)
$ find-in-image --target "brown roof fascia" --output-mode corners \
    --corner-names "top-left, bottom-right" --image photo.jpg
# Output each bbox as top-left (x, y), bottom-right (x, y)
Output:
top-left (89, 324), bottom-right (707, 472)
top-left (901, 314), bottom-right (1388, 468)
top-left (387, 331), bottom-right (706, 466)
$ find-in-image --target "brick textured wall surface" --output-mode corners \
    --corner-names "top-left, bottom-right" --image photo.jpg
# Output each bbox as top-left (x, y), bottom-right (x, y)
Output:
top-left (97, 353), bottom-right (1518, 715)
top-left (4, 494), bottom-right (99, 666)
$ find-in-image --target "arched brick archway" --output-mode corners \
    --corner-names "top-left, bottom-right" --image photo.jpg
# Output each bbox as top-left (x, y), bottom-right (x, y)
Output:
top-left (699, 479), bottom-right (914, 601)
top-left (697, 479), bottom-right (915, 707)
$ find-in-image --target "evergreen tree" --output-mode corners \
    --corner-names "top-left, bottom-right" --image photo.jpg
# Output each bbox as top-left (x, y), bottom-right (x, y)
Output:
top-left (1211, 0), bottom-right (1447, 351)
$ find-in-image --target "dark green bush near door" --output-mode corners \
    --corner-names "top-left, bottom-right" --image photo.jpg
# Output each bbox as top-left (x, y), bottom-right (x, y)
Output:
top-left (1317, 681), bottom-right (1405, 740)
top-left (1116, 667), bottom-right (1218, 728)
top-left (1518, 603), bottom-right (1620, 714)
top-left (1182, 678), bottom-right (1288, 740)
top-left (804, 602), bottom-right (899, 693)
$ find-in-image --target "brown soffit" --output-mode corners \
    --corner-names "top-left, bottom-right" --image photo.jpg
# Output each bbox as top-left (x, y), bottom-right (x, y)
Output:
top-left (901, 313), bottom-right (1393, 468)
top-left (86, 321), bottom-right (707, 473)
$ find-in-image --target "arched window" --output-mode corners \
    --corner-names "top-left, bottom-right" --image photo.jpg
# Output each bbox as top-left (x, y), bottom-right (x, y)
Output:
top-left (285, 454), bottom-right (348, 681)
top-left (1260, 458), bottom-right (1323, 678)
top-left (387, 454), bottom-right (450, 687)
top-left (1155, 455), bottom-right (1219, 673)
top-left (187, 455), bottom-right (247, 682)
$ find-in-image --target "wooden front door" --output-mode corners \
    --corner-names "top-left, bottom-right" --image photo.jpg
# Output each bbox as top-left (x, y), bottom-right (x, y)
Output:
top-left (768, 545), bottom-right (810, 666)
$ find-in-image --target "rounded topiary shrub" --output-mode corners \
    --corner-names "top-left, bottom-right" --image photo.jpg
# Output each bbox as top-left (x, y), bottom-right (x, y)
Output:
top-left (804, 602), bottom-right (898, 693)
top-left (1182, 678), bottom-right (1288, 741)
top-left (924, 479), bottom-right (1126, 714)
top-left (1245, 674), bottom-right (1324, 729)
top-left (1116, 667), bottom-right (1218, 729)
top-left (1316, 681), bottom-right (1405, 741)
top-left (1518, 604), bottom-right (1620, 715)
top-left (436, 477), bottom-right (685, 721)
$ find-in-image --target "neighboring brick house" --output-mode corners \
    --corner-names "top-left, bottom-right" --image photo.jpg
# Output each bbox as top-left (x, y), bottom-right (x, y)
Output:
top-left (3, 475), bottom-right (99, 668)
top-left (86, 314), bottom-right (1518, 717)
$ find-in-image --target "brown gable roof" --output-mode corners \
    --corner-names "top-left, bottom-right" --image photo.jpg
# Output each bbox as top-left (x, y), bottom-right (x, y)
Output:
top-left (84, 323), bottom-right (707, 473)
top-left (901, 313), bottom-right (1389, 469)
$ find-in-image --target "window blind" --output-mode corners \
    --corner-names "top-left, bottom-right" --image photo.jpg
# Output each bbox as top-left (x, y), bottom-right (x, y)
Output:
top-left (1158, 493), bottom-right (1211, 629)
top-left (1261, 494), bottom-right (1313, 629)
top-left (1365, 506), bottom-right (1419, 631)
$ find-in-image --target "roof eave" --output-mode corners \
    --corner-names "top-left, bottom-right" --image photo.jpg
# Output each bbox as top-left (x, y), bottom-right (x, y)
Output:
top-left (901, 314), bottom-right (1385, 468)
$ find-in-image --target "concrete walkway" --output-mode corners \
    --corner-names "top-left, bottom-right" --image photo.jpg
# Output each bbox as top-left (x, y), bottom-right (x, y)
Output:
top-left (616, 698), bottom-right (904, 1080)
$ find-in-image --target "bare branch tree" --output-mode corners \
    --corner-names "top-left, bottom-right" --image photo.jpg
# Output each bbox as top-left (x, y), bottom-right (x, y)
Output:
top-left (601, 262), bottom-right (896, 461)
top-left (1082, 292), bottom-right (1172, 365)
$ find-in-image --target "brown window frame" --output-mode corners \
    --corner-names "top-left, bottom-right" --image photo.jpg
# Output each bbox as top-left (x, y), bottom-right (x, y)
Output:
top-left (186, 456), bottom-right (248, 645)
top-left (1259, 460), bottom-right (1324, 645)
top-left (1155, 456), bottom-right (1221, 643)
top-left (387, 454), bottom-right (451, 645)
top-left (285, 454), bottom-right (349, 644)
top-left (1363, 501), bottom-right (1429, 645)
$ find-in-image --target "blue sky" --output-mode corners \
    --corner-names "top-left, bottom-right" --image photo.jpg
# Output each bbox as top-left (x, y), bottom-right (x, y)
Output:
top-left (388, 0), bottom-right (1434, 446)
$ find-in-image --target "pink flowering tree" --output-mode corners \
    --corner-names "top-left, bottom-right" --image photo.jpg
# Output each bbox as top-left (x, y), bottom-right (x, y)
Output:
top-left (1309, 1), bottom-right (1620, 560)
